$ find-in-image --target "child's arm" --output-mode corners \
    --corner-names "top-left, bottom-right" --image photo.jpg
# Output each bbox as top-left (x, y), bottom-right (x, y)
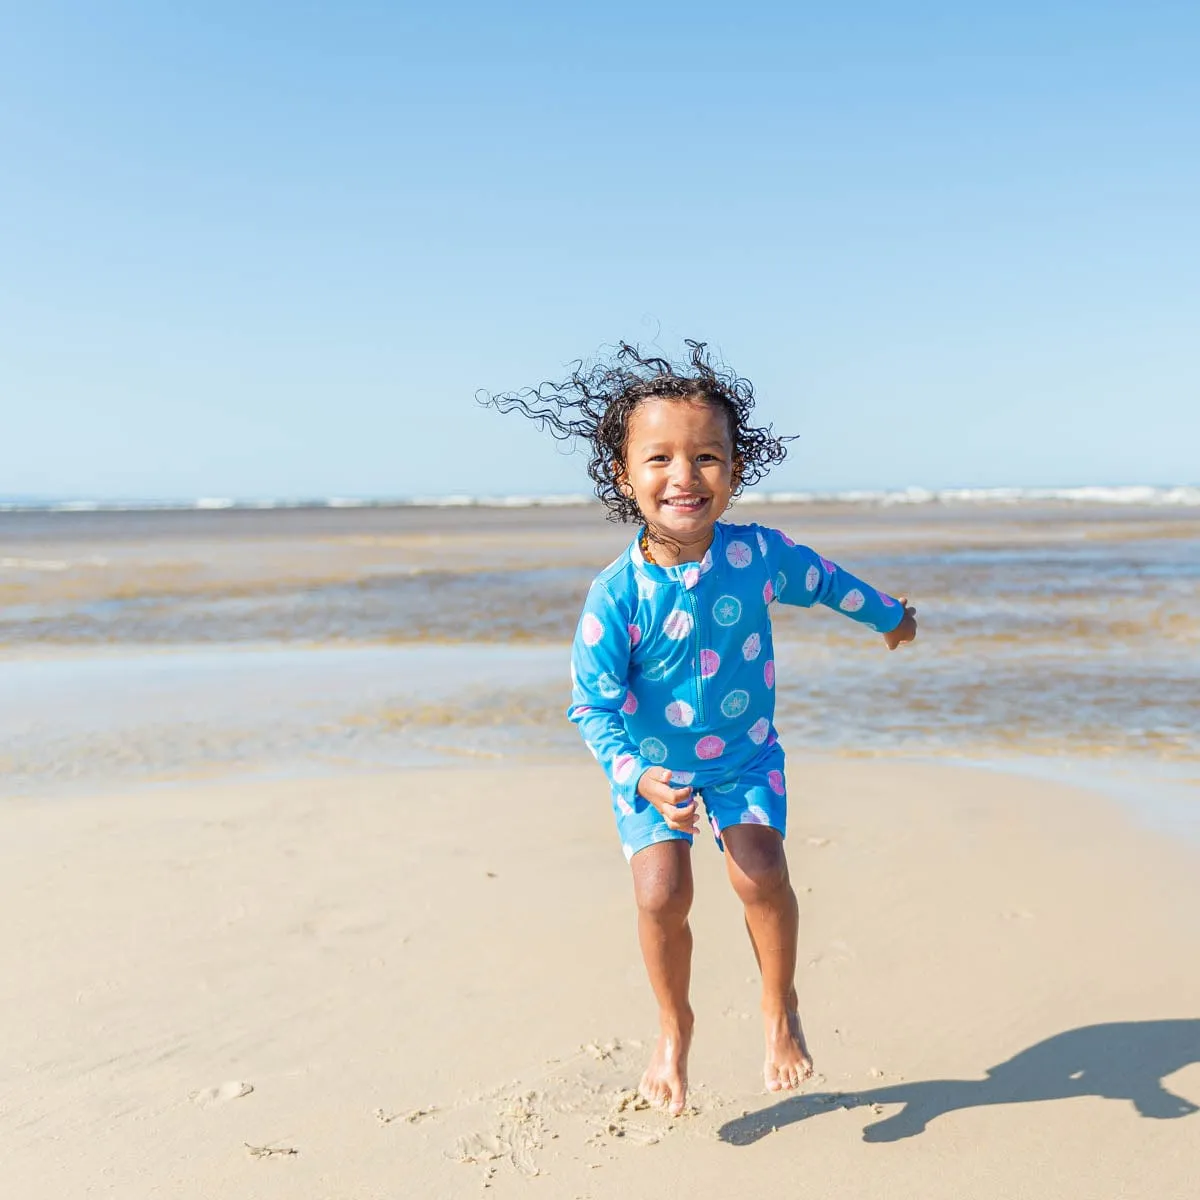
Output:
top-left (567, 581), bottom-right (655, 810)
top-left (758, 525), bottom-right (917, 645)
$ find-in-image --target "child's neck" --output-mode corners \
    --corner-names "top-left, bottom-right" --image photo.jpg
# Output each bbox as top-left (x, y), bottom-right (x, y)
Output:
top-left (643, 525), bottom-right (715, 568)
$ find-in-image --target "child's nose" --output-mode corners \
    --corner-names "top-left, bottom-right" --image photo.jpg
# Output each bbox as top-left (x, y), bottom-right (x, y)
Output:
top-left (669, 456), bottom-right (700, 486)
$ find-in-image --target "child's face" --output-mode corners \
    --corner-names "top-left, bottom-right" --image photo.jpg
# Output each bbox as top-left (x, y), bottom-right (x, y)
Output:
top-left (621, 397), bottom-right (737, 543)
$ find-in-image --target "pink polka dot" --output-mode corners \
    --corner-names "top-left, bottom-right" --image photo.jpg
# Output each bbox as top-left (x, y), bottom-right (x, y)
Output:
top-left (781, 533), bottom-right (796, 547)
top-left (819, 555), bottom-right (836, 574)
top-left (695, 735), bottom-right (725, 760)
top-left (878, 590), bottom-right (897, 607)
top-left (742, 632), bottom-right (761, 661)
top-left (621, 691), bottom-right (638, 715)
top-left (700, 649), bottom-right (721, 678)
top-left (682, 567), bottom-right (700, 588)
top-left (628, 623), bottom-right (642, 647)
top-left (763, 660), bottom-right (775, 688)
top-left (767, 730), bottom-right (778, 747)
top-left (581, 613), bottom-right (604, 646)
top-left (612, 754), bottom-right (636, 784)
top-left (573, 705), bottom-right (594, 716)
top-left (747, 717), bottom-right (770, 745)
top-left (763, 580), bottom-right (775, 604)
top-left (767, 770), bottom-right (785, 795)
top-left (665, 699), bottom-right (695, 727)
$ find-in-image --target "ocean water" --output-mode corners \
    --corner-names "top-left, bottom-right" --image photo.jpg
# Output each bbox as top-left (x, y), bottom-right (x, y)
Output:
top-left (2, 499), bottom-right (1198, 799)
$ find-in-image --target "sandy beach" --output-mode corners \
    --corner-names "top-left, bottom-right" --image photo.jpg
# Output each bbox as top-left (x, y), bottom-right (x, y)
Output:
top-left (4, 757), bottom-right (1198, 1198)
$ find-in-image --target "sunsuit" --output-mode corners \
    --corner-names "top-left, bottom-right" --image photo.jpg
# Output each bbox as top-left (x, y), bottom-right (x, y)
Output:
top-left (568, 520), bottom-right (904, 860)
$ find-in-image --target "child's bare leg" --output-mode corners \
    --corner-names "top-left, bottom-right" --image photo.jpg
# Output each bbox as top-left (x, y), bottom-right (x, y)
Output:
top-left (630, 840), bottom-right (694, 1116)
top-left (721, 825), bottom-right (813, 1091)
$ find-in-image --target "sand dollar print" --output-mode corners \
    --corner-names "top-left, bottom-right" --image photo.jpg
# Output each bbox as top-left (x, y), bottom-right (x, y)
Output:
top-left (628, 623), bottom-right (642, 647)
top-left (642, 658), bottom-right (669, 681)
top-left (639, 737), bottom-right (669, 764)
top-left (670, 770), bottom-right (695, 786)
top-left (720, 689), bottom-right (750, 719)
top-left (840, 588), bottom-right (865, 613)
top-left (747, 717), bottom-right (770, 745)
top-left (767, 770), bottom-right (786, 796)
top-left (665, 699), bottom-right (695, 727)
top-left (581, 612), bottom-right (605, 646)
top-left (699, 648), bottom-right (721, 678)
top-left (596, 672), bottom-right (623, 698)
top-left (756, 531), bottom-right (768, 556)
top-left (726, 540), bottom-right (753, 568)
top-left (663, 608), bottom-right (694, 639)
top-left (878, 590), bottom-right (897, 607)
top-left (621, 690), bottom-right (638, 714)
top-left (805, 564), bottom-right (820, 592)
top-left (741, 804), bottom-right (770, 825)
top-left (636, 576), bottom-right (657, 600)
top-left (763, 660), bottom-right (775, 689)
top-left (713, 780), bottom-right (738, 794)
top-left (695, 735), bottom-right (725, 760)
top-left (713, 595), bottom-right (742, 626)
top-left (622, 843), bottom-right (635, 862)
top-left (616, 794), bottom-right (634, 816)
top-left (775, 571), bottom-right (786, 597)
top-left (742, 632), bottom-right (761, 661)
top-left (763, 579), bottom-right (775, 603)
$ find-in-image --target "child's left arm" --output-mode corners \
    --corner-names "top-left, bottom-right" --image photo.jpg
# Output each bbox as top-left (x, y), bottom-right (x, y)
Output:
top-left (758, 525), bottom-right (917, 648)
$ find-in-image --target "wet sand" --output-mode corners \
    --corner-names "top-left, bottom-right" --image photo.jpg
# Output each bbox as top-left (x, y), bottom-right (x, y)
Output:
top-left (2, 759), bottom-right (1198, 1198)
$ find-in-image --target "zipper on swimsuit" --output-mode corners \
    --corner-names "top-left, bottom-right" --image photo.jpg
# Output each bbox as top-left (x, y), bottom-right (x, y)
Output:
top-left (687, 584), bottom-right (707, 724)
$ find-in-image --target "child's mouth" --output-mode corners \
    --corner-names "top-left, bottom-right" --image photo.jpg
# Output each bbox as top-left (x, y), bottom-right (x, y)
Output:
top-left (661, 496), bottom-right (709, 513)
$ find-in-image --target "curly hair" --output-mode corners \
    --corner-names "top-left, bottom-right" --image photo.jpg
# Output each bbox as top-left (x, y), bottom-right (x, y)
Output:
top-left (480, 340), bottom-right (793, 523)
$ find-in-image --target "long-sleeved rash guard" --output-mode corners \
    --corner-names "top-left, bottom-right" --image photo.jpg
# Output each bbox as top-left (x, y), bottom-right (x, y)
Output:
top-left (568, 520), bottom-right (904, 808)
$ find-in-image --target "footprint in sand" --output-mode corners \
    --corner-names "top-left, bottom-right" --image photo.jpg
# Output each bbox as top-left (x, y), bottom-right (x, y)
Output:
top-left (190, 1080), bottom-right (254, 1107)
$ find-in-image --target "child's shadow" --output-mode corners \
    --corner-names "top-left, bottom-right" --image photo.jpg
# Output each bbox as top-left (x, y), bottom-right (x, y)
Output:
top-left (719, 1020), bottom-right (1200, 1145)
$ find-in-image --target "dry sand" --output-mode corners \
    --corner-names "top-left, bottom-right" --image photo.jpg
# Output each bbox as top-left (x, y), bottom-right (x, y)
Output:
top-left (3, 759), bottom-right (1198, 1198)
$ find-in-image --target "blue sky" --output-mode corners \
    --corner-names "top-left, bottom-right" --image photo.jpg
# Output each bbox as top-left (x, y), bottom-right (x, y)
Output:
top-left (2, 2), bottom-right (1198, 499)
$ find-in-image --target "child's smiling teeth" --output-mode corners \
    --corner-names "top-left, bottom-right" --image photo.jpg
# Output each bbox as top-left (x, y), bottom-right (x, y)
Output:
top-left (663, 496), bottom-right (707, 511)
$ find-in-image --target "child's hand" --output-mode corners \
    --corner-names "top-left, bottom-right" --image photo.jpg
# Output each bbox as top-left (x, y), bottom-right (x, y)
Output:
top-left (883, 596), bottom-right (918, 650)
top-left (637, 766), bottom-right (701, 835)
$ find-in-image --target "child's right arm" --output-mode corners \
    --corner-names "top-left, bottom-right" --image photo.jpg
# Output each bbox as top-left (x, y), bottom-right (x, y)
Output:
top-left (566, 581), bottom-right (651, 807)
top-left (566, 581), bottom-right (705, 835)
top-left (566, 581), bottom-right (662, 815)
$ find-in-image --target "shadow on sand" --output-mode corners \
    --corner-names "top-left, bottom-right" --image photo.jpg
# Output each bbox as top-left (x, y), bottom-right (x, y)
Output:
top-left (719, 1020), bottom-right (1200, 1145)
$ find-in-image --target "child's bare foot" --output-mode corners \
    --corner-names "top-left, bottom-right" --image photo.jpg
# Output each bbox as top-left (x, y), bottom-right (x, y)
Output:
top-left (639, 1014), bottom-right (693, 1116)
top-left (763, 1003), bottom-right (813, 1092)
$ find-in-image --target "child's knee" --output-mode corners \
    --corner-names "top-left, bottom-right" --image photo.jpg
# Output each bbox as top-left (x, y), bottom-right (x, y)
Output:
top-left (724, 831), bottom-right (790, 904)
top-left (632, 854), bottom-right (694, 922)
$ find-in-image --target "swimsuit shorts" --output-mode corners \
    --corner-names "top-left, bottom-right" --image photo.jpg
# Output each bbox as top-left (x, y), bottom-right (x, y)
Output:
top-left (613, 743), bottom-right (788, 861)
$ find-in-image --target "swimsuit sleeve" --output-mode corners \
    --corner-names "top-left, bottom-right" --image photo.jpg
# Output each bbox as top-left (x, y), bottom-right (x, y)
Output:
top-left (567, 580), bottom-right (653, 808)
top-left (758, 525), bottom-right (906, 633)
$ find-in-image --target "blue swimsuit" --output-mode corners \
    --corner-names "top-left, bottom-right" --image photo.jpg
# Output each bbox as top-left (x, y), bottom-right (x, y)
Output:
top-left (568, 520), bottom-right (904, 860)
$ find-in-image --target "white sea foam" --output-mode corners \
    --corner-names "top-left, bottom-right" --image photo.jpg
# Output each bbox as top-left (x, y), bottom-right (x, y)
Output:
top-left (1, 485), bottom-right (1197, 513)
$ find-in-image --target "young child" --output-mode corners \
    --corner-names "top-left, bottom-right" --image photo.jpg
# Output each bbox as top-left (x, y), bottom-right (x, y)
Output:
top-left (486, 341), bottom-right (917, 1116)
